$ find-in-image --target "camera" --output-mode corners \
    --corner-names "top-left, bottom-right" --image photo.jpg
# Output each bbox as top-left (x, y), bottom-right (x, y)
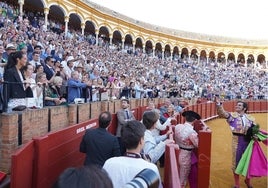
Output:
top-left (124, 169), bottom-right (159, 188)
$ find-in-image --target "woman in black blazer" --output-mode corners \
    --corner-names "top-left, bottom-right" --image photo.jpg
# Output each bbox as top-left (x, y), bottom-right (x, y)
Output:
top-left (3, 51), bottom-right (33, 112)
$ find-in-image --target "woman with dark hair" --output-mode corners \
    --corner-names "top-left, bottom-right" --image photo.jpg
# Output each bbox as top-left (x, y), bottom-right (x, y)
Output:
top-left (3, 51), bottom-right (33, 112)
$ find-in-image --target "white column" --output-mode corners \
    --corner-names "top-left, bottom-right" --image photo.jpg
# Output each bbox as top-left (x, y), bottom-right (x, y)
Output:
top-left (109, 34), bottom-right (112, 46)
top-left (121, 37), bottom-right (125, 50)
top-left (170, 49), bottom-right (173, 60)
top-left (133, 42), bottom-right (135, 52)
top-left (162, 50), bottom-right (164, 59)
top-left (44, 7), bottom-right (49, 31)
top-left (64, 16), bottom-right (69, 37)
top-left (95, 29), bottom-right (99, 46)
top-left (81, 23), bottom-right (85, 36)
top-left (152, 46), bottom-right (155, 57)
top-left (18, 0), bottom-right (24, 17)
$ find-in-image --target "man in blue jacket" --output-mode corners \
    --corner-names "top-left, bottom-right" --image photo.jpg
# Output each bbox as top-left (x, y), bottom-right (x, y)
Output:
top-left (67, 70), bottom-right (90, 103)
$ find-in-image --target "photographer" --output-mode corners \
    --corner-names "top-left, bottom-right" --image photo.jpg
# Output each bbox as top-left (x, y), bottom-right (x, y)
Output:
top-left (103, 120), bottom-right (162, 188)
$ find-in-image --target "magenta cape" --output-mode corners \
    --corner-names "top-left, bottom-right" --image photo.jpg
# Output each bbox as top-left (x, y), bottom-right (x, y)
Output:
top-left (235, 131), bottom-right (268, 178)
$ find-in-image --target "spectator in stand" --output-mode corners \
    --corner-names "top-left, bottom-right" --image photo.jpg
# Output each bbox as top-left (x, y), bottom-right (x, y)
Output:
top-left (53, 165), bottom-right (113, 188)
top-left (43, 56), bottom-right (57, 81)
top-left (2, 43), bottom-right (16, 62)
top-left (29, 51), bottom-right (41, 70)
top-left (3, 51), bottom-right (33, 111)
top-left (67, 71), bottom-right (90, 103)
top-left (0, 44), bottom-right (7, 78)
top-left (80, 111), bottom-right (121, 167)
top-left (21, 63), bottom-right (38, 105)
top-left (116, 98), bottom-right (136, 155)
top-left (63, 58), bottom-right (75, 79)
top-left (44, 76), bottom-right (66, 106)
top-left (142, 110), bottom-right (174, 166)
top-left (103, 120), bottom-right (162, 188)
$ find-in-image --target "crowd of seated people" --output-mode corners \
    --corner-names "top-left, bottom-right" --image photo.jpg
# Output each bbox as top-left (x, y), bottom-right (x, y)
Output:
top-left (0, 2), bottom-right (267, 112)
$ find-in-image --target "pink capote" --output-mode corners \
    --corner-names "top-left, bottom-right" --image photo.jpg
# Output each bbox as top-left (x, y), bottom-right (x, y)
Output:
top-left (248, 141), bottom-right (268, 178)
top-left (188, 151), bottom-right (198, 188)
top-left (235, 130), bottom-right (268, 178)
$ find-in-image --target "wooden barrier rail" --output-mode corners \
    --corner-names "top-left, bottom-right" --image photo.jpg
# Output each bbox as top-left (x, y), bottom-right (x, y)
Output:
top-left (5, 100), bottom-right (268, 188)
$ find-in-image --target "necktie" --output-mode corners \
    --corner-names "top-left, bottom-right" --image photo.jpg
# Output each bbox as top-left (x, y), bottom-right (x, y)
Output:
top-left (125, 110), bottom-right (130, 120)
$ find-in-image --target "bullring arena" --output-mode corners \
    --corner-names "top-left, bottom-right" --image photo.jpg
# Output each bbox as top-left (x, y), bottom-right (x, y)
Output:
top-left (0, 0), bottom-right (267, 188)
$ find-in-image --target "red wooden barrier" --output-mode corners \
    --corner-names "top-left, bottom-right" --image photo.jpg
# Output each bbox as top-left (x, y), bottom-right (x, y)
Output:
top-left (253, 100), bottom-right (261, 112)
top-left (32, 119), bottom-right (98, 188)
top-left (210, 102), bottom-right (216, 117)
top-left (197, 131), bottom-right (212, 188)
top-left (131, 107), bottom-right (139, 120)
top-left (164, 144), bottom-right (181, 188)
top-left (108, 113), bottom-right (118, 135)
top-left (200, 103), bottom-right (206, 119)
top-left (260, 100), bottom-right (268, 112)
top-left (247, 101), bottom-right (254, 112)
top-left (11, 141), bottom-right (35, 188)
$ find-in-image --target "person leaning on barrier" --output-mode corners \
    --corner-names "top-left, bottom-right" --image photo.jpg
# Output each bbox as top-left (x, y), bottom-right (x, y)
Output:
top-left (174, 110), bottom-right (201, 188)
top-left (80, 111), bottom-right (121, 167)
top-left (53, 165), bottom-right (113, 188)
top-left (103, 120), bottom-right (163, 188)
top-left (142, 110), bottom-right (174, 166)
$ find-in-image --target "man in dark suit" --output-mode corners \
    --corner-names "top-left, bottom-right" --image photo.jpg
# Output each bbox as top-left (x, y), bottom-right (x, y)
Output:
top-left (116, 98), bottom-right (136, 155)
top-left (80, 111), bottom-right (121, 167)
top-left (42, 56), bottom-right (57, 81)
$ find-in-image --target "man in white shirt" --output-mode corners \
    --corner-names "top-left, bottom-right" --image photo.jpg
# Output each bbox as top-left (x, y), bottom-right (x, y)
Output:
top-left (103, 120), bottom-right (162, 188)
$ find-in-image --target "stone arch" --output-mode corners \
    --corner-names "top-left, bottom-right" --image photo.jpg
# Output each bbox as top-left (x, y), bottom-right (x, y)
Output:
top-left (145, 40), bottom-right (153, 55)
top-left (227, 53), bottom-right (236, 64)
top-left (164, 44), bottom-right (171, 58)
top-left (97, 24), bottom-right (112, 34)
top-left (48, 2), bottom-right (68, 17)
top-left (173, 46), bottom-right (179, 60)
top-left (67, 10), bottom-right (84, 22)
top-left (68, 13), bottom-right (82, 32)
top-left (209, 51), bottom-right (216, 63)
top-left (246, 54), bottom-right (255, 68)
top-left (124, 34), bottom-right (133, 48)
top-left (98, 26), bottom-right (110, 45)
top-left (135, 37), bottom-right (143, 50)
top-left (237, 53), bottom-right (245, 67)
top-left (256, 54), bottom-right (266, 68)
top-left (46, 4), bottom-right (66, 33)
top-left (84, 20), bottom-right (96, 36)
top-left (112, 30), bottom-right (122, 47)
top-left (200, 50), bottom-right (207, 65)
top-left (217, 52), bottom-right (226, 64)
top-left (181, 48), bottom-right (189, 60)
top-left (190, 49), bottom-right (198, 62)
top-left (24, 0), bottom-right (45, 12)
top-left (84, 17), bottom-right (98, 29)
top-left (155, 42), bottom-right (163, 58)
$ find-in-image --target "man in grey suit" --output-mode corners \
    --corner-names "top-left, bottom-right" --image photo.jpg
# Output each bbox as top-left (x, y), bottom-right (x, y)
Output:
top-left (116, 99), bottom-right (136, 155)
top-left (80, 111), bottom-right (121, 167)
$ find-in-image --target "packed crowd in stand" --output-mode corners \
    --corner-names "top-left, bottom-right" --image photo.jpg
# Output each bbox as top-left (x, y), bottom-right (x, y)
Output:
top-left (0, 2), bottom-right (267, 112)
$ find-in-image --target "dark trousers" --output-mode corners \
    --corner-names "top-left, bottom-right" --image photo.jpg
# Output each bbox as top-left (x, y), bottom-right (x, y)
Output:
top-left (117, 137), bottom-right (126, 156)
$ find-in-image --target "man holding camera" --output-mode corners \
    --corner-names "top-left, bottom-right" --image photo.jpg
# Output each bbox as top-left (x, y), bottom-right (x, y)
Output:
top-left (103, 120), bottom-right (162, 188)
